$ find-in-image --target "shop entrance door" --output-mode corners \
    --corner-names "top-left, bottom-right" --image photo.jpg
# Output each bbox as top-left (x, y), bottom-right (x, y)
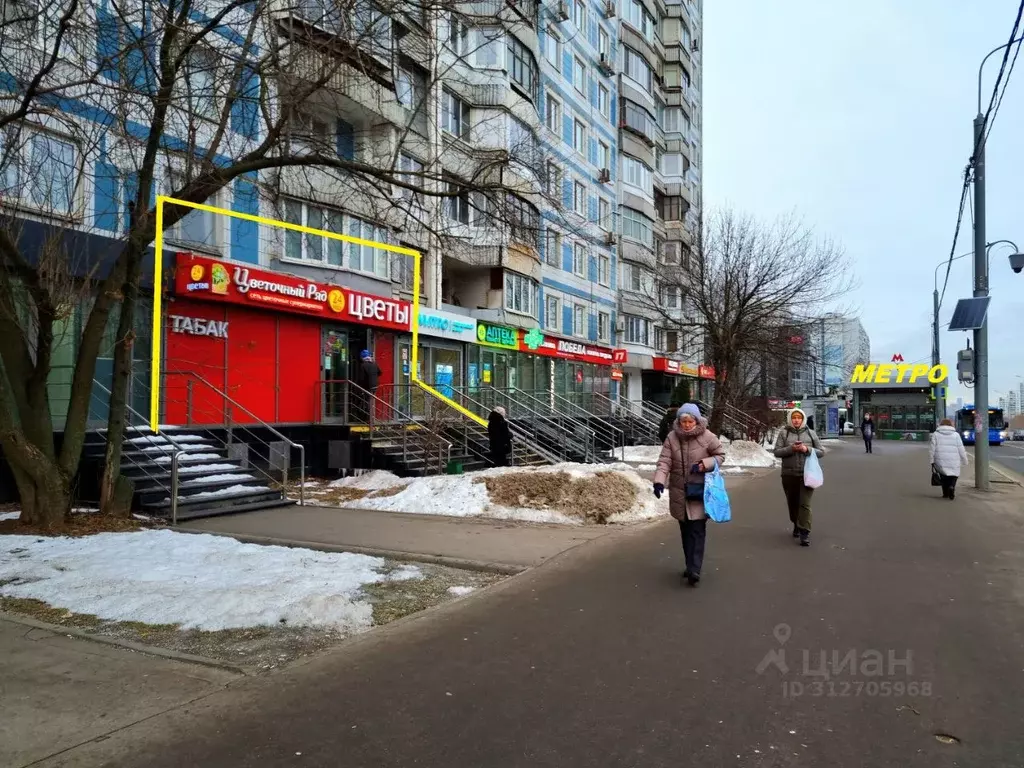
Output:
top-left (321, 327), bottom-right (349, 422)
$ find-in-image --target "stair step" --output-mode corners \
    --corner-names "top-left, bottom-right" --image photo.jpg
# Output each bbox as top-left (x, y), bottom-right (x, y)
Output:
top-left (147, 495), bottom-right (295, 521)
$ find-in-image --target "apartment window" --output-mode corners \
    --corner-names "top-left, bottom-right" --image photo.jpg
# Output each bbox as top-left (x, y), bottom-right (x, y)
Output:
top-left (545, 295), bottom-right (560, 330)
top-left (621, 207), bottom-right (653, 246)
top-left (598, 197), bottom-right (611, 229)
top-left (445, 181), bottom-right (472, 224)
top-left (545, 229), bottom-right (561, 267)
top-left (1, 127), bottom-right (80, 215)
top-left (441, 89), bottom-right (471, 139)
top-left (449, 14), bottom-right (469, 55)
top-left (546, 161), bottom-right (563, 197)
top-left (659, 194), bottom-right (688, 222)
top-left (507, 34), bottom-right (539, 99)
top-left (598, 311), bottom-right (610, 341)
top-left (598, 83), bottom-right (610, 119)
top-left (573, 117), bottom-right (586, 155)
top-left (662, 284), bottom-right (681, 308)
top-left (663, 107), bottom-right (681, 133)
top-left (621, 261), bottom-right (641, 291)
top-left (398, 153), bottom-right (424, 201)
top-left (281, 199), bottom-right (337, 266)
top-left (573, 180), bottom-right (586, 216)
top-left (505, 271), bottom-right (539, 317)
top-left (598, 140), bottom-right (611, 170)
top-left (396, 68), bottom-right (417, 108)
top-left (573, 242), bottom-right (587, 276)
top-left (506, 192), bottom-right (540, 246)
top-left (598, 253), bottom-right (610, 286)
top-left (288, 112), bottom-right (330, 155)
top-left (352, 0), bottom-right (391, 56)
top-left (622, 47), bottom-right (652, 92)
top-left (680, 21), bottom-right (691, 49)
top-left (598, 26), bottom-right (610, 58)
top-left (624, 314), bottom-right (651, 345)
top-left (622, 155), bottom-right (653, 192)
top-left (167, 174), bottom-right (219, 250)
top-left (546, 93), bottom-right (562, 134)
top-left (185, 47), bottom-right (219, 120)
top-left (475, 27), bottom-right (503, 67)
top-left (621, 99), bottom-right (655, 142)
top-left (572, 56), bottom-right (586, 94)
top-left (509, 116), bottom-right (540, 164)
top-left (544, 26), bottom-right (561, 68)
top-left (623, 0), bottom-right (655, 42)
top-left (573, 0), bottom-right (586, 30)
top-left (660, 152), bottom-right (684, 176)
top-left (573, 304), bottom-right (585, 337)
top-left (666, 330), bottom-right (681, 353)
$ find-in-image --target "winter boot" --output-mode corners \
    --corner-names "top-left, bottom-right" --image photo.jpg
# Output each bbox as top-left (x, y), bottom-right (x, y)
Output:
top-left (792, 524), bottom-right (800, 538)
top-left (799, 529), bottom-right (810, 547)
top-left (686, 572), bottom-right (701, 586)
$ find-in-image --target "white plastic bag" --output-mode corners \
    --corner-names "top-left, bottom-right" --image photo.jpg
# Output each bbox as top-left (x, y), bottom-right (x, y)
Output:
top-left (803, 449), bottom-right (824, 488)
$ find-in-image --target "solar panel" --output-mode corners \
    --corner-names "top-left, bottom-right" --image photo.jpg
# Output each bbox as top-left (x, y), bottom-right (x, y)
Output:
top-left (948, 297), bottom-right (991, 331)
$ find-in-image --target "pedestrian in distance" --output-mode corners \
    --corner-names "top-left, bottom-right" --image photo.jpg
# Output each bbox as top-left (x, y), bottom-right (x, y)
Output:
top-left (658, 403), bottom-right (681, 443)
top-left (358, 349), bottom-right (381, 395)
top-left (930, 418), bottom-right (968, 500)
top-left (773, 408), bottom-right (825, 547)
top-left (652, 403), bottom-right (726, 587)
top-left (488, 407), bottom-right (513, 467)
top-left (861, 412), bottom-right (876, 453)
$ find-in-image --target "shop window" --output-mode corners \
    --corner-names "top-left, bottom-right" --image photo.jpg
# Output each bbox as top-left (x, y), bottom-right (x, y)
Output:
top-left (504, 271), bottom-right (538, 317)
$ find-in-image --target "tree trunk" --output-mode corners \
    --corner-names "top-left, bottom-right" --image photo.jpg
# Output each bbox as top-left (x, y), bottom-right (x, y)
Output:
top-left (7, 446), bottom-right (70, 528)
top-left (99, 279), bottom-right (138, 518)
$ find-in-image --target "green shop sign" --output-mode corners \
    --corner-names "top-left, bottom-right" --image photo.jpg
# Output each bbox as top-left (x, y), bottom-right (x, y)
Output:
top-left (477, 322), bottom-right (519, 349)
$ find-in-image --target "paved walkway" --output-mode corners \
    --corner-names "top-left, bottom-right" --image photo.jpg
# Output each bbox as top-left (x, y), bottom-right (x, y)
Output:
top-left (20, 443), bottom-right (1024, 767)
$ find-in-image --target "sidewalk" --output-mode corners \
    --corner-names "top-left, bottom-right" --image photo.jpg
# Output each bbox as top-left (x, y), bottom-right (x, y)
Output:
top-left (0, 616), bottom-right (236, 768)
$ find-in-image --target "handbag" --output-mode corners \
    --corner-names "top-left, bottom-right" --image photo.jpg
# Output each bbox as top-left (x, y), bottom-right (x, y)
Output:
top-left (931, 464), bottom-right (943, 486)
top-left (684, 482), bottom-right (705, 500)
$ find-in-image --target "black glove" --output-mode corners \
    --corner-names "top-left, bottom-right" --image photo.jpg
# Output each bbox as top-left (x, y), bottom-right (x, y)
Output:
top-left (653, 483), bottom-right (664, 499)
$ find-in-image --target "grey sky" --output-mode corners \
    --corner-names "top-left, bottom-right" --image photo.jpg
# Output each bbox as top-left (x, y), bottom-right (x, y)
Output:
top-left (702, 0), bottom-right (1024, 405)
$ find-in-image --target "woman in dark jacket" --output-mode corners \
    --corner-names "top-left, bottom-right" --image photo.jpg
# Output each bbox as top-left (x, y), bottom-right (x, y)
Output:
top-left (861, 412), bottom-right (876, 453)
top-left (488, 407), bottom-right (513, 467)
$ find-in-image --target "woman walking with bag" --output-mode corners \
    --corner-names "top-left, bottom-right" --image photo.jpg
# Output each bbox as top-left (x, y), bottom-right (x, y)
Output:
top-left (929, 418), bottom-right (968, 499)
top-left (861, 412), bottom-right (876, 453)
top-left (773, 408), bottom-right (824, 547)
top-left (653, 404), bottom-right (726, 586)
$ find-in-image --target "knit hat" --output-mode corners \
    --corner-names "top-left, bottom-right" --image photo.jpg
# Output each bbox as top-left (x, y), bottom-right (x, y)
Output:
top-left (360, 350), bottom-right (371, 360)
top-left (677, 403), bottom-right (701, 420)
top-left (493, 406), bottom-right (506, 417)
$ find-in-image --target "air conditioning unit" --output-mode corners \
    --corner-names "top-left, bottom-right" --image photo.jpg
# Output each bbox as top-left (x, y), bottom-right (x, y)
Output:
top-left (598, 53), bottom-right (615, 75)
top-left (604, 231), bottom-right (616, 245)
top-left (556, 1), bottom-right (570, 20)
top-left (598, 167), bottom-right (611, 183)
top-left (615, 317), bottom-right (626, 332)
top-left (603, 0), bottom-right (615, 18)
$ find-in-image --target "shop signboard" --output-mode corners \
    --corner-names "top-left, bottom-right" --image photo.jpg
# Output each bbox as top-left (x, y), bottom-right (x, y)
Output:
top-left (610, 368), bottom-right (624, 381)
top-left (612, 349), bottom-right (629, 364)
top-left (518, 332), bottom-right (617, 366)
top-left (174, 253), bottom-right (412, 332)
top-left (418, 309), bottom-right (477, 342)
top-left (476, 322), bottom-right (519, 350)
top-left (698, 364), bottom-right (716, 379)
top-left (653, 357), bottom-right (699, 376)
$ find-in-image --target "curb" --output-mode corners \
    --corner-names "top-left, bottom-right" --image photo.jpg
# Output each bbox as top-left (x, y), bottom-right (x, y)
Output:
top-left (990, 461), bottom-right (1024, 487)
top-left (174, 528), bottom-right (528, 575)
top-left (0, 611), bottom-right (250, 675)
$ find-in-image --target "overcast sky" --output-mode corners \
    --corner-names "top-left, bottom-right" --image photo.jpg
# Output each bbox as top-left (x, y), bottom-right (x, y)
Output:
top-left (702, 0), bottom-right (1024, 405)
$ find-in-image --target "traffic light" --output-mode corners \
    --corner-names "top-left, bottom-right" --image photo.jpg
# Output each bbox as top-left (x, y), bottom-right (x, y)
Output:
top-left (957, 348), bottom-right (974, 384)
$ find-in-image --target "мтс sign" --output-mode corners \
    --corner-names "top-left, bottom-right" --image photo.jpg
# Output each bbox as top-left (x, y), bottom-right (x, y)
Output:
top-left (850, 363), bottom-right (947, 384)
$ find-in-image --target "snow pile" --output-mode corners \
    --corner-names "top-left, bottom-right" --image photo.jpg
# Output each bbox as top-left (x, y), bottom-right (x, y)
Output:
top-left (181, 473), bottom-right (256, 487)
top-left (723, 440), bottom-right (778, 468)
top-left (448, 586), bottom-right (476, 596)
top-left (619, 445), bottom-right (664, 463)
top-left (330, 470), bottom-right (411, 491)
top-left (0, 511), bottom-right (20, 522)
top-left (0, 529), bottom-right (421, 632)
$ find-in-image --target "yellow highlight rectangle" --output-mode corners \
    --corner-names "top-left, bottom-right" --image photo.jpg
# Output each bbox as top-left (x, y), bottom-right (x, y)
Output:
top-left (150, 195), bottom-right (488, 432)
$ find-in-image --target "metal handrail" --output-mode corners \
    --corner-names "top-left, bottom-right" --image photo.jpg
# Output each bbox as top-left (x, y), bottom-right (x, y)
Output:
top-left (591, 391), bottom-right (660, 443)
top-left (544, 389), bottom-right (626, 461)
top-left (477, 386), bottom-right (599, 462)
top-left (641, 400), bottom-right (673, 424)
top-left (176, 373), bottom-right (305, 506)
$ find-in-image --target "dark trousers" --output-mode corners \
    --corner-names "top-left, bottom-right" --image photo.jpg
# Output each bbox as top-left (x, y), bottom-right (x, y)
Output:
top-left (940, 474), bottom-right (958, 498)
top-left (678, 518), bottom-right (707, 575)
top-left (863, 436), bottom-right (873, 453)
top-left (781, 475), bottom-right (814, 531)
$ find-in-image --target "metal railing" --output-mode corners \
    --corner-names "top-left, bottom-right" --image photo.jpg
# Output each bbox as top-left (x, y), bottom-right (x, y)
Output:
top-left (163, 373), bottom-right (306, 507)
top-left (520, 389), bottom-right (625, 461)
top-left (696, 399), bottom-right (777, 444)
top-left (590, 391), bottom-right (660, 443)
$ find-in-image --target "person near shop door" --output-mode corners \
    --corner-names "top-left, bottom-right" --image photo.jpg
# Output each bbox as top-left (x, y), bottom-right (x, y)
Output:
top-left (652, 403), bottom-right (725, 587)
top-left (354, 350), bottom-right (382, 418)
top-left (488, 407), bottom-right (513, 467)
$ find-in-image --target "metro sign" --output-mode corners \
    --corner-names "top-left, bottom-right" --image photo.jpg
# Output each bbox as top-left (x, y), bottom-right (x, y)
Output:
top-left (891, 353), bottom-right (904, 362)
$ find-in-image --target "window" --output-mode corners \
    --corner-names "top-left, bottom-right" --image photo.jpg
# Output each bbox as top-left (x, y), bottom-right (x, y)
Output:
top-left (573, 242), bottom-right (586, 276)
top-left (1, 128), bottom-right (80, 215)
top-left (598, 140), bottom-right (611, 170)
top-left (680, 21), bottom-right (691, 49)
top-left (167, 174), bottom-right (219, 250)
top-left (662, 284), bottom-right (681, 308)
top-left (621, 261), bottom-right (641, 291)
top-left (546, 93), bottom-right (562, 134)
top-left (598, 311), bottom-right (610, 341)
top-left (598, 197), bottom-right (611, 229)
top-left (506, 192), bottom-right (540, 246)
top-left (573, 0), bottom-right (586, 29)
top-left (185, 47), bottom-right (219, 120)
top-left (396, 68), bottom-right (417, 108)
top-left (441, 89), bottom-right (470, 138)
top-left (346, 213), bottom-right (391, 277)
top-left (449, 14), bottom-right (469, 56)
top-left (282, 198), bottom-right (344, 266)
top-left (598, 83), bottom-right (610, 119)
top-left (666, 330), bottom-right (681, 353)
top-left (573, 117), bottom-right (586, 155)
top-left (545, 229), bottom-right (561, 267)
top-left (573, 304), bottom-right (585, 337)
top-left (398, 153), bottom-right (424, 201)
top-left (544, 26), bottom-right (561, 68)
top-left (546, 161), bottom-right (563, 197)
top-left (622, 155), bottom-right (653, 191)
top-left (663, 107), bottom-right (681, 133)
top-left (507, 34), bottom-right (539, 98)
top-left (623, 0), bottom-right (655, 42)
top-left (658, 194), bottom-right (688, 222)
top-left (505, 271), bottom-right (538, 317)
top-left (445, 180), bottom-right (472, 224)
top-left (288, 112), bottom-right (330, 155)
top-left (352, 0), bottom-right (391, 56)
top-left (621, 99), bottom-right (655, 142)
top-left (622, 47), bottom-right (653, 92)
top-left (624, 314), bottom-right (651, 346)
top-left (621, 207), bottom-right (653, 246)
top-left (598, 26), bottom-right (610, 58)
top-left (573, 180), bottom-right (587, 216)
top-left (598, 253), bottom-right (610, 286)
top-left (509, 116), bottom-right (540, 164)
top-left (545, 295), bottom-right (560, 330)
top-left (475, 27), bottom-right (503, 68)
top-left (572, 56), bottom-right (586, 93)
top-left (660, 152), bottom-right (684, 177)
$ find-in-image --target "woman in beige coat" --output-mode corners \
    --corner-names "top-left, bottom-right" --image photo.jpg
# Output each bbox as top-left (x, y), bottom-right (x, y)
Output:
top-left (653, 403), bottom-right (726, 586)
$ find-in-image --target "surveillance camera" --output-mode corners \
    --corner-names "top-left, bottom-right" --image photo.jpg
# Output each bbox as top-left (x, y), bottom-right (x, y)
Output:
top-left (1011, 253), bottom-right (1024, 274)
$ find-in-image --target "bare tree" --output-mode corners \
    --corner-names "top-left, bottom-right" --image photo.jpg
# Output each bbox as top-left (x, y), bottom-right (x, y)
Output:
top-left (636, 209), bottom-right (855, 434)
top-left (0, 0), bottom-right (587, 528)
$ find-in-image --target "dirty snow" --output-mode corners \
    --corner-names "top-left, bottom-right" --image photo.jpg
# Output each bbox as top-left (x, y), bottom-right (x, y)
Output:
top-left (618, 445), bottom-right (665, 463)
top-left (723, 440), bottom-right (778, 468)
top-left (447, 586), bottom-right (476, 596)
top-left (0, 511), bottom-right (21, 522)
top-left (180, 473), bottom-right (256, 487)
top-left (635, 464), bottom-right (658, 472)
top-left (166, 484), bottom-right (268, 502)
top-left (0, 529), bottom-right (421, 632)
top-left (330, 470), bottom-right (412, 491)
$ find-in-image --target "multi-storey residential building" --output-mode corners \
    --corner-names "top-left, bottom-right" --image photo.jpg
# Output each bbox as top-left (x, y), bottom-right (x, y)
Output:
top-left (1007, 389), bottom-right (1018, 419)
top-left (780, 315), bottom-right (870, 399)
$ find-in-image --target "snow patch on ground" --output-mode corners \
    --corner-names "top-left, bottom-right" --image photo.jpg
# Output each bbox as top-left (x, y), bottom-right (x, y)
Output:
top-left (0, 529), bottom-right (421, 632)
top-left (618, 445), bottom-right (664, 463)
top-left (167, 484), bottom-right (267, 502)
top-left (181, 473), bottom-right (256, 487)
top-left (154, 452), bottom-right (223, 464)
top-left (723, 440), bottom-right (778, 468)
top-left (330, 470), bottom-right (412, 491)
top-left (126, 434), bottom-right (210, 444)
top-left (0, 511), bottom-right (21, 521)
top-left (178, 463), bottom-right (239, 475)
top-left (447, 586), bottom-right (476, 596)
top-left (720, 466), bottom-right (749, 474)
top-left (635, 464), bottom-right (658, 472)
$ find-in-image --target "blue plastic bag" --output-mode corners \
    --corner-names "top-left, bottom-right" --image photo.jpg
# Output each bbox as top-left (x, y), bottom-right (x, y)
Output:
top-left (703, 463), bottom-right (732, 523)
top-left (803, 450), bottom-right (824, 488)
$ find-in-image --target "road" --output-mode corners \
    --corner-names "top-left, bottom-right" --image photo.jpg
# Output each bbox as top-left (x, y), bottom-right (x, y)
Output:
top-left (990, 440), bottom-right (1024, 480)
top-left (41, 441), bottom-right (1024, 767)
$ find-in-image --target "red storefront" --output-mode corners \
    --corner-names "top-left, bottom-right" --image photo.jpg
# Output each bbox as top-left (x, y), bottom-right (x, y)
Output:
top-left (163, 254), bottom-right (411, 425)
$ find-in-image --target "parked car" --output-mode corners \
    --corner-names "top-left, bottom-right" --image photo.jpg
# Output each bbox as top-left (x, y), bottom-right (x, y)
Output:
top-left (1013, 429), bottom-right (1024, 441)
